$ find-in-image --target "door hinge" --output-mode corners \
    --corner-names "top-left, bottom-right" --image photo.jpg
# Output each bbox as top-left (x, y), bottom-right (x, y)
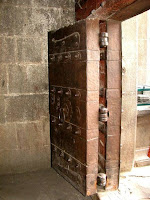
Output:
top-left (100, 88), bottom-right (106, 98)
top-left (97, 173), bottom-right (107, 187)
top-left (99, 106), bottom-right (109, 122)
top-left (100, 50), bottom-right (107, 60)
top-left (100, 32), bottom-right (109, 48)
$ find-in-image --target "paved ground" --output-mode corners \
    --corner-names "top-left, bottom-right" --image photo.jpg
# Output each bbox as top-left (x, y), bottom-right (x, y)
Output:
top-left (119, 166), bottom-right (150, 200)
top-left (98, 166), bottom-right (150, 200)
top-left (0, 168), bottom-right (92, 200)
top-left (0, 166), bottom-right (150, 200)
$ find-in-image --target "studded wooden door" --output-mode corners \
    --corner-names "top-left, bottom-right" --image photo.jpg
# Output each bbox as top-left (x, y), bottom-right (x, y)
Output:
top-left (48, 19), bottom-right (99, 196)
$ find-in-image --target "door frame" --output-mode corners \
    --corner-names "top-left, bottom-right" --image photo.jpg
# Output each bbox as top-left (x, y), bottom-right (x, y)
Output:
top-left (75, 0), bottom-right (150, 191)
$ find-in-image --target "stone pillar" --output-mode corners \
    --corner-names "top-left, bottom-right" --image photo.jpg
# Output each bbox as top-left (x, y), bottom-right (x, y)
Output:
top-left (121, 16), bottom-right (138, 172)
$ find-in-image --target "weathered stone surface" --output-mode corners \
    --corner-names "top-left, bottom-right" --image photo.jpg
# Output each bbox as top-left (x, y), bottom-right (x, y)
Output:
top-left (121, 15), bottom-right (140, 172)
top-left (17, 38), bottom-right (42, 63)
top-left (86, 19), bottom-right (99, 51)
top-left (16, 122), bottom-right (43, 150)
top-left (0, 118), bottom-right (50, 175)
top-left (138, 68), bottom-right (147, 85)
top-left (0, 150), bottom-right (12, 175)
top-left (29, 146), bottom-right (50, 171)
top-left (107, 98), bottom-right (121, 126)
top-left (87, 50), bottom-right (100, 61)
top-left (0, 124), bottom-right (17, 151)
top-left (106, 167), bottom-right (119, 190)
top-left (41, 117), bottom-right (50, 147)
top-left (32, 0), bottom-right (74, 8)
top-left (106, 133), bottom-right (120, 161)
top-left (87, 129), bottom-right (98, 140)
top-left (60, 8), bottom-right (75, 27)
top-left (107, 20), bottom-right (121, 51)
top-left (107, 50), bottom-right (121, 61)
top-left (0, 0), bottom-right (31, 6)
top-left (86, 174), bottom-right (97, 196)
top-left (122, 58), bottom-right (137, 92)
top-left (120, 122), bottom-right (137, 172)
top-left (137, 11), bottom-right (148, 40)
top-left (0, 0), bottom-right (75, 175)
top-left (24, 8), bottom-right (62, 37)
top-left (0, 6), bottom-right (24, 36)
top-left (0, 37), bottom-right (15, 63)
top-left (0, 146), bottom-right (50, 175)
top-left (107, 89), bottom-right (121, 99)
top-left (122, 17), bottom-right (137, 41)
top-left (122, 38), bottom-right (137, 60)
top-left (0, 65), bottom-right (7, 94)
top-left (138, 39), bottom-right (147, 67)
top-left (42, 37), bottom-right (49, 64)
top-left (10, 149), bottom-right (33, 174)
top-left (0, 96), bottom-right (5, 124)
top-left (87, 91), bottom-right (99, 102)
top-left (8, 64), bottom-right (48, 93)
top-left (5, 94), bottom-right (49, 122)
top-left (87, 61), bottom-right (99, 91)
top-left (136, 114), bottom-right (150, 148)
top-left (107, 61), bottom-right (121, 89)
top-left (87, 138), bottom-right (98, 165)
top-left (120, 158), bottom-right (134, 172)
top-left (121, 93), bottom-right (137, 126)
top-left (87, 101), bottom-right (99, 130)
top-left (0, 6), bottom-right (62, 37)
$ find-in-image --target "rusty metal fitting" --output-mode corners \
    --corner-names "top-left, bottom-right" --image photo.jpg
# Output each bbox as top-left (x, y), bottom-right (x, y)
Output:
top-left (100, 32), bottom-right (109, 48)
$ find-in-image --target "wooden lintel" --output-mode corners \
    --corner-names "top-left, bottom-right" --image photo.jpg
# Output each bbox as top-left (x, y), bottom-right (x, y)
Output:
top-left (75, 0), bottom-right (104, 21)
top-left (76, 0), bottom-right (150, 21)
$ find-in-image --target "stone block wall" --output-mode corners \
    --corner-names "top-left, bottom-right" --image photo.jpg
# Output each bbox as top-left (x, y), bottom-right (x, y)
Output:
top-left (121, 16), bottom-right (138, 172)
top-left (121, 10), bottom-right (150, 171)
top-left (137, 11), bottom-right (150, 85)
top-left (0, 0), bottom-right (75, 175)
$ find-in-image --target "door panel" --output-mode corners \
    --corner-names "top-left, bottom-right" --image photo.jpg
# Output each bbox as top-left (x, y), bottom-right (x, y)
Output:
top-left (48, 19), bottom-right (99, 196)
top-left (49, 62), bottom-right (87, 89)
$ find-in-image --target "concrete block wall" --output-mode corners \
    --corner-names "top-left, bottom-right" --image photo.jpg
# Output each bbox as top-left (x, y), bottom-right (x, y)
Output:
top-left (0, 0), bottom-right (75, 175)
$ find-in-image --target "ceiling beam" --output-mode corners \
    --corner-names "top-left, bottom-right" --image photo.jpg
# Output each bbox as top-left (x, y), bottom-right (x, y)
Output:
top-left (75, 0), bottom-right (104, 21)
top-left (76, 0), bottom-right (150, 21)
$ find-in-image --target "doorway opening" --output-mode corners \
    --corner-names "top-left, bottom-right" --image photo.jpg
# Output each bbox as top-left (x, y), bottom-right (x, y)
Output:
top-left (119, 9), bottom-right (150, 199)
top-left (121, 9), bottom-right (150, 171)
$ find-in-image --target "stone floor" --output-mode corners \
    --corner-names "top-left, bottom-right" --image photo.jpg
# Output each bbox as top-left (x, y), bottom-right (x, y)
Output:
top-left (0, 168), bottom-right (92, 200)
top-left (98, 166), bottom-right (150, 200)
top-left (119, 166), bottom-right (150, 200)
top-left (0, 166), bottom-right (150, 200)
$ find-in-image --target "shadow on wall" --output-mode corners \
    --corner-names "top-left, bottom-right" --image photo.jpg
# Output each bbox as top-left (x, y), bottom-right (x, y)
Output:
top-left (0, 0), bottom-right (75, 175)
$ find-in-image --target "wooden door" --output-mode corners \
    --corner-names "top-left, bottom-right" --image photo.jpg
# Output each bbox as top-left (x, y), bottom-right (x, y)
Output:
top-left (48, 19), bottom-right (100, 196)
top-left (75, 0), bottom-right (150, 193)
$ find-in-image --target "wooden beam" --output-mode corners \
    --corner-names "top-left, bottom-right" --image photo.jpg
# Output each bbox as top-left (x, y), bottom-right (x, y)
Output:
top-left (75, 0), bottom-right (104, 21)
top-left (76, 0), bottom-right (150, 21)
top-left (111, 0), bottom-right (150, 21)
top-left (88, 0), bottom-right (138, 20)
